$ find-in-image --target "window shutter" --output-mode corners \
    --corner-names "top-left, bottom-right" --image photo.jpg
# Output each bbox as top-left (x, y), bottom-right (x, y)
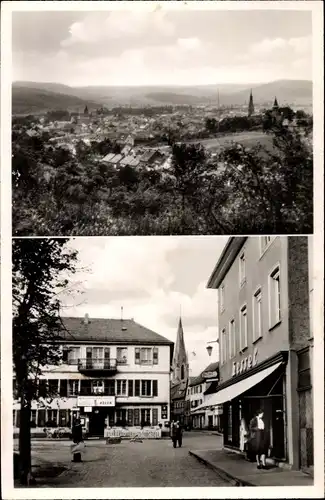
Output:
top-left (128, 380), bottom-right (134, 397)
top-left (104, 348), bottom-right (110, 359)
top-left (153, 347), bottom-right (158, 364)
top-left (135, 348), bottom-right (140, 364)
top-left (127, 409), bottom-right (134, 426)
top-left (134, 408), bottom-right (140, 426)
top-left (152, 408), bottom-right (158, 426)
top-left (135, 380), bottom-right (140, 396)
top-left (62, 349), bottom-right (68, 363)
top-left (153, 380), bottom-right (158, 396)
top-left (86, 347), bottom-right (92, 358)
top-left (59, 379), bottom-right (68, 397)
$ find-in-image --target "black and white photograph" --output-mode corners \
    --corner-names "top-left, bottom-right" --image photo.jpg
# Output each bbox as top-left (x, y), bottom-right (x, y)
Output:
top-left (9, 236), bottom-right (317, 488)
top-left (10, 4), bottom-right (314, 236)
top-left (0, 1), bottom-right (324, 499)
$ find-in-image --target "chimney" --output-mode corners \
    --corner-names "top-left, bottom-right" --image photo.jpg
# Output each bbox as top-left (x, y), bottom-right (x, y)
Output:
top-left (84, 313), bottom-right (90, 325)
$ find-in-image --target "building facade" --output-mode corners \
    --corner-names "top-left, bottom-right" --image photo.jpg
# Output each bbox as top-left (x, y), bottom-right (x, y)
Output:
top-left (13, 317), bottom-right (173, 437)
top-left (196, 236), bottom-right (313, 470)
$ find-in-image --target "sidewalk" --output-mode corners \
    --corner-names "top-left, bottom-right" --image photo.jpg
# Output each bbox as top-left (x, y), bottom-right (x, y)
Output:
top-left (189, 449), bottom-right (314, 487)
top-left (14, 453), bottom-right (70, 487)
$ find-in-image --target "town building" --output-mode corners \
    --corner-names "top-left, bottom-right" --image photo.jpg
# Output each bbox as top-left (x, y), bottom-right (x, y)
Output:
top-left (188, 362), bottom-right (222, 430)
top-left (170, 318), bottom-right (190, 426)
top-left (13, 316), bottom-right (174, 437)
top-left (195, 236), bottom-right (313, 470)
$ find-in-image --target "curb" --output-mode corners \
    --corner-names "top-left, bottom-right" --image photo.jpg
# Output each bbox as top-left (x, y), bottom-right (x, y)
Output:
top-left (189, 451), bottom-right (254, 487)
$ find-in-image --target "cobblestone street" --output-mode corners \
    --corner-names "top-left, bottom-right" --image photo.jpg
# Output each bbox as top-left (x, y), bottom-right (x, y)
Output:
top-left (25, 432), bottom-right (231, 487)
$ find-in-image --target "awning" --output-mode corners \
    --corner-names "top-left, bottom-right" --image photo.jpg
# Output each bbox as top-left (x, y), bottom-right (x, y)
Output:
top-left (192, 361), bottom-right (282, 413)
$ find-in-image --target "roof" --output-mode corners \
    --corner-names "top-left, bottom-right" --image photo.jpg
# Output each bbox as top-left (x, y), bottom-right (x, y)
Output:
top-left (59, 317), bottom-right (174, 346)
top-left (101, 152), bottom-right (115, 163)
top-left (170, 380), bottom-right (188, 401)
top-left (189, 361), bottom-right (219, 387)
top-left (206, 237), bottom-right (247, 289)
top-left (140, 150), bottom-right (158, 163)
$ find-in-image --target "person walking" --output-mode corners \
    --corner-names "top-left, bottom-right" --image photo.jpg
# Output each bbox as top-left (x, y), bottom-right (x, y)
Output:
top-left (249, 409), bottom-right (269, 469)
top-left (171, 420), bottom-right (183, 448)
top-left (71, 418), bottom-right (84, 463)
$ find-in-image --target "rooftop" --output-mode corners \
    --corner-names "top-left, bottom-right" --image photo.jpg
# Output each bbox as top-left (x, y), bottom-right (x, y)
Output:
top-left (59, 316), bottom-right (174, 346)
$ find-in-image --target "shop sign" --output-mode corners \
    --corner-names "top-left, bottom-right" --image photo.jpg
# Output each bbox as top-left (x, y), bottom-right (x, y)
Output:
top-left (77, 397), bottom-right (96, 407)
top-left (203, 370), bottom-right (218, 380)
top-left (96, 397), bottom-right (115, 407)
top-left (105, 427), bottom-right (162, 439)
top-left (161, 405), bottom-right (168, 419)
top-left (232, 348), bottom-right (258, 377)
top-left (84, 407), bottom-right (92, 413)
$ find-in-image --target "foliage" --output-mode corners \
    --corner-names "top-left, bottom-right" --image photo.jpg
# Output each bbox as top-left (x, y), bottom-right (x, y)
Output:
top-left (12, 238), bottom-right (78, 484)
top-left (12, 115), bottom-right (313, 236)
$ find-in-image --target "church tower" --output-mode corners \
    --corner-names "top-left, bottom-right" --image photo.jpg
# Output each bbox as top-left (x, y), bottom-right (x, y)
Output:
top-left (171, 317), bottom-right (189, 385)
top-left (273, 97), bottom-right (279, 109)
top-left (248, 90), bottom-right (254, 117)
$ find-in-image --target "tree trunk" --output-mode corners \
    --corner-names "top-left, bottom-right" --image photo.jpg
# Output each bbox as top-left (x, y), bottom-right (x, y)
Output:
top-left (19, 398), bottom-right (32, 485)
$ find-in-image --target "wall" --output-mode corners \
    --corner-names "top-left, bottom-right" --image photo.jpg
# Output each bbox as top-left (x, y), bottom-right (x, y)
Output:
top-left (218, 236), bottom-right (290, 384)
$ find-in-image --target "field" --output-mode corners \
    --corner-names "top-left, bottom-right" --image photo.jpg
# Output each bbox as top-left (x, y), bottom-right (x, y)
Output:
top-left (186, 131), bottom-right (274, 152)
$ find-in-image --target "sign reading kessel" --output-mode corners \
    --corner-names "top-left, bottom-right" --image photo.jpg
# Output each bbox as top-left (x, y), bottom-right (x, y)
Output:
top-left (232, 348), bottom-right (258, 377)
top-left (77, 396), bottom-right (115, 407)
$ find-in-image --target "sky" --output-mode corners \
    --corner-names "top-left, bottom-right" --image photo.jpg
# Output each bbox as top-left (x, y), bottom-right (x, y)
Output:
top-left (12, 8), bottom-right (312, 86)
top-left (59, 237), bottom-right (227, 376)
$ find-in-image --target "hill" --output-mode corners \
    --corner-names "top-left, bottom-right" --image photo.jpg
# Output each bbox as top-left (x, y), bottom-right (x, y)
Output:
top-left (12, 86), bottom-right (100, 115)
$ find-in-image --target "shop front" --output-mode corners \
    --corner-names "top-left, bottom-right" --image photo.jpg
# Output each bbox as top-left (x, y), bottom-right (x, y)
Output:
top-left (194, 351), bottom-right (288, 462)
top-left (77, 396), bottom-right (115, 437)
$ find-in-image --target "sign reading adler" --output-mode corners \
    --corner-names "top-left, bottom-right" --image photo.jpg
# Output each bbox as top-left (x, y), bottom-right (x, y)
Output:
top-left (232, 348), bottom-right (258, 377)
top-left (77, 396), bottom-right (115, 407)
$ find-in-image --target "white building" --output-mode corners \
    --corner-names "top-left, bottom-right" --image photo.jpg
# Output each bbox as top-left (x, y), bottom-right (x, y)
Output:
top-left (13, 316), bottom-right (173, 437)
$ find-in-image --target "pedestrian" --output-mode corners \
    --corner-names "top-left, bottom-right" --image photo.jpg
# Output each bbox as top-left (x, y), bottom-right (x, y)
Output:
top-left (170, 420), bottom-right (183, 448)
top-left (249, 409), bottom-right (269, 469)
top-left (71, 418), bottom-right (84, 463)
top-left (175, 421), bottom-right (183, 448)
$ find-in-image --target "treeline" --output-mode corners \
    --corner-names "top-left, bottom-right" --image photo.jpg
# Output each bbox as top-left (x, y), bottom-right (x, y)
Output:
top-left (12, 120), bottom-right (313, 236)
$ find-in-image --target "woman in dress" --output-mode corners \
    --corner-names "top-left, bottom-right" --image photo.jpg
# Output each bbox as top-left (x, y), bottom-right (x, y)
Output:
top-left (249, 409), bottom-right (269, 469)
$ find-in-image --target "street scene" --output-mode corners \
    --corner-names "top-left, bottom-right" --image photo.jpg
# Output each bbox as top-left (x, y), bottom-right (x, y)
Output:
top-left (8, 235), bottom-right (317, 492)
top-left (14, 433), bottom-right (229, 488)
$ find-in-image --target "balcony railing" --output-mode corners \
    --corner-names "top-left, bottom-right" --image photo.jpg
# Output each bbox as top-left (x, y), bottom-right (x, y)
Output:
top-left (77, 358), bottom-right (117, 373)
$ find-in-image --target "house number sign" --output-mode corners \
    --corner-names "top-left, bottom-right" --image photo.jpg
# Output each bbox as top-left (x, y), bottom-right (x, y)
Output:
top-left (232, 348), bottom-right (258, 377)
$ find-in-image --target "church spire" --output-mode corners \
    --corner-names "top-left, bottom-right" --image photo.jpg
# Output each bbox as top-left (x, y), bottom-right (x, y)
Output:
top-left (171, 317), bottom-right (189, 384)
top-left (273, 96), bottom-right (279, 109)
top-left (248, 89), bottom-right (254, 117)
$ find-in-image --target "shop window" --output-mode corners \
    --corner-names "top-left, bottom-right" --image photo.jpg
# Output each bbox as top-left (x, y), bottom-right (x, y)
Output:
top-left (37, 409), bottom-right (46, 427)
top-left (152, 408), bottom-right (158, 426)
top-left (240, 305), bottom-right (248, 350)
top-left (227, 405), bottom-right (233, 442)
top-left (229, 319), bottom-right (236, 358)
top-left (239, 252), bottom-right (246, 286)
top-left (46, 409), bottom-right (58, 427)
top-left (117, 347), bottom-right (128, 365)
top-left (127, 409), bottom-right (134, 426)
top-left (59, 409), bottom-right (68, 427)
top-left (116, 409), bottom-right (127, 426)
top-left (269, 266), bottom-right (281, 328)
top-left (219, 285), bottom-right (225, 313)
top-left (80, 379), bottom-right (91, 396)
top-left (298, 349), bottom-right (311, 390)
top-left (253, 289), bottom-right (263, 341)
top-left (116, 380), bottom-right (127, 396)
top-left (30, 410), bottom-right (37, 427)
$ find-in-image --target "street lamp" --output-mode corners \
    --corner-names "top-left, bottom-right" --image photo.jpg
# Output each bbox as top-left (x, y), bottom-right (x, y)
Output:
top-left (206, 339), bottom-right (219, 357)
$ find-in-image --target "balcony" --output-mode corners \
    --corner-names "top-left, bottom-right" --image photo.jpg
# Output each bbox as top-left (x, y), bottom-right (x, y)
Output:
top-left (77, 358), bottom-right (117, 374)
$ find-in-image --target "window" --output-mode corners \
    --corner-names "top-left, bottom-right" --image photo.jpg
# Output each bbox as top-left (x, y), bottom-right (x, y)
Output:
top-left (30, 410), bottom-right (37, 427)
top-left (59, 409), bottom-right (68, 427)
top-left (152, 408), bottom-right (158, 426)
top-left (134, 408), bottom-right (140, 426)
top-left (199, 385), bottom-right (202, 392)
top-left (153, 380), bottom-right (158, 396)
top-left (298, 349), bottom-right (311, 390)
top-left (117, 347), bottom-right (128, 364)
top-left (181, 365), bottom-right (185, 380)
top-left (48, 379), bottom-right (59, 396)
top-left (229, 319), bottom-right (236, 358)
top-left (59, 379), bottom-right (68, 397)
top-left (127, 409), bottom-right (134, 426)
top-left (253, 289), bottom-right (263, 341)
top-left (92, 380), bottom-right (105, 395)
top-left (260, 236), bottom-right (275, 254)
top-left (68, 380), bottom-right (79, 396)
top-left (141, 380), bottom-right (152, 396)
top-left (105, 379), bottom-right (115, 396)
top-left (135, 380), bottom-right (140, 396)
top-left (140, 348), bottom-right (152, 365)
top-left (221, 328), bottom-right (227, 364)
top-left (141, 409), bottom-right (151, 426)
top-left (240, 305), bottom-right (248, 350)
top-left (128, 380), bottom-right (134, 397)
top-left (269, 266), bottom-right (281, 327)
top-left (239, 252), bottom-right (246, 286)
top-left (86, 347), bottom-right (111, 369)
top-left (219, 285), bottom-right (225, 313)
top-left (67, 347), bottom-right (80, 364)
top-left (116, 380), bottom-right (127, 396)
top-left (46, 409), bottom-right (58, 426)
top-left (153, 347), bottom-right (159, 365)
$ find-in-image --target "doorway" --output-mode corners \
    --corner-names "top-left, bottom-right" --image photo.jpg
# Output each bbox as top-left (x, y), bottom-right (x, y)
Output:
top-left (89, 409), bottom-right (106, 436)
